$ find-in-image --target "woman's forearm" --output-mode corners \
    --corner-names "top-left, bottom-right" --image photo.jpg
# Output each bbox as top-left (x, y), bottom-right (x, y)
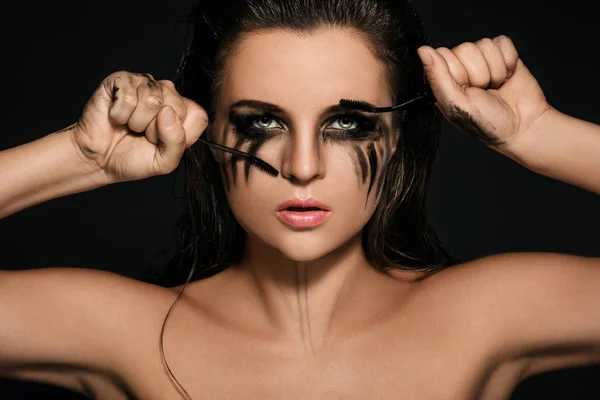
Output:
top-left (509, 108), bottom-right (600, 195)
top-left (0, 128), bottom-right (110, 219)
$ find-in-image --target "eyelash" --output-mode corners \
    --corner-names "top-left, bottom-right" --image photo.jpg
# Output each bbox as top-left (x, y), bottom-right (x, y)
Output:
top-left (230, 112), bottom-right (381, 141)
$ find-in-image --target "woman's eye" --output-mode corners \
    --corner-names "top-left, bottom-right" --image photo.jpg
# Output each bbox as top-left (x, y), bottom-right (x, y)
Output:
top-left (328, 117), bottom-right (359, 130)
top-left (252, 116), bottom-right (282, 129)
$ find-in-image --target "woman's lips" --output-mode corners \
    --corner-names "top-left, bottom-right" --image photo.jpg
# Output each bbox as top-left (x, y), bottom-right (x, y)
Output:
top-left (276, 209), bottom-right (331, 228)
top-left (276, 198), bottom-right (331, 228)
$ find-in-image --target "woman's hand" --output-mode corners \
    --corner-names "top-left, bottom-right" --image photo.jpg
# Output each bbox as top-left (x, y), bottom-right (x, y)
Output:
top-left (71, 71), bottom-right (208, 183)
top-left (418, 36), bottom-right (551, 153)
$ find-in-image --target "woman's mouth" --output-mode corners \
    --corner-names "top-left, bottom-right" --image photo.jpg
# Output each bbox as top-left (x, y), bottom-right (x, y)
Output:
top-left (276, 198), bottom-right (331, 228)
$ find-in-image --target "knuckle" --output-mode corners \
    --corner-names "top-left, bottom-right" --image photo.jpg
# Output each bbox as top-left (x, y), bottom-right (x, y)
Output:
top-left (108, 70), bottom-right (129, 80)
top-left (183, 98), bottom-right (208, 122)
top-left (144, 94), bottom-right (164, 110)
top-left (104, 71), bottom-right (128, 91)
top-left (436, 47), bottom-right (453, 59)
top-left (454, 42), bottom-right (477, 55)
top-left (494, 35), bottom-right (516, 51)
top-left (159, 79), bottom-right (176, 88)
top-left (119, 94), bottom-right (137, 108)
top-left (189, 108), bottom-right (209, 131)
top-left (476, 38), bottom-right (495, 49)
top-left (195, 107), bottom-right (209, 126)
top-left (186, 105), bottom-right (202, 122)
top-left (495, 36), bottom-right (519, 63)
top-left (494, 34), bottom-right (512, 44)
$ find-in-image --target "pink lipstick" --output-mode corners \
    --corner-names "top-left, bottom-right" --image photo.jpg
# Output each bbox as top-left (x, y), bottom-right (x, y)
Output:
top-left (276, 198), bottom-right (331, 228)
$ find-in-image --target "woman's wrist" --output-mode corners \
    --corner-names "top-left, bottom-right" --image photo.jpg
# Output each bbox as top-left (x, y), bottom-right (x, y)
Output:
top-left (0, 128), bottom-right (111, 219)
top-left (505, 107), bottom-right (600, 194)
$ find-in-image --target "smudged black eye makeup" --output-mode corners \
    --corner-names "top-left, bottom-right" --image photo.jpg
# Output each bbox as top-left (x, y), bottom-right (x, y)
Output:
top-left (228, 110), bottom-right (383, 141)
top-left (229, 112), bottom-right (282, 140)
top-left (221, 100), bottom-right (391, 194)
top-left (322, 111), bottom-right (383, 141)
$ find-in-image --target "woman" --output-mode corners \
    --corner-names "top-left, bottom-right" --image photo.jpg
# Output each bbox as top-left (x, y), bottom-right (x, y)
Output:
top-left (1, 0), bottom-right (599, 399)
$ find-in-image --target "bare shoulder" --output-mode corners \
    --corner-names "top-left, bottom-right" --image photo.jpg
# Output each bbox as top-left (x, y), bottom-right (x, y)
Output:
top-left (0, 267), bottom-right (176, 397)
top-left (413, 252), bottom-right (600, 376)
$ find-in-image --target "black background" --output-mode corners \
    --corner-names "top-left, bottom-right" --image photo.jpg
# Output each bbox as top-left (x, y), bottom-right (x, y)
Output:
top-left (1, 0), bottom-right (599, 398)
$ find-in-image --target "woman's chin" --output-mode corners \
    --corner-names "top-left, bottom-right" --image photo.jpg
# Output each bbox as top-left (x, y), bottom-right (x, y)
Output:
top-left (269, 235), bottom-right (358, 264)
top-left (275, 248), bottom-right (330, 263)
top-left (271, 242), bottom-right (337, 263)
top-left (246, 227), bottom-right (362, 264)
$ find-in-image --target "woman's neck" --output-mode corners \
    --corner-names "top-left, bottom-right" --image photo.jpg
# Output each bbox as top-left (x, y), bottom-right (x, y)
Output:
top-left (229, 233), bottom-right (405, 354)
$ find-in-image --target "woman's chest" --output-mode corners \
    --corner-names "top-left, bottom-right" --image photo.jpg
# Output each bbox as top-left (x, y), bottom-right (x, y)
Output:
top-left (110, 316), bottom-right (518, 400)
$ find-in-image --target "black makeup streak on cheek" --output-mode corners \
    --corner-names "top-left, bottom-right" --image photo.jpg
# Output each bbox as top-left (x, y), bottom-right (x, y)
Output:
top-left (366, 143), bottom-right (379, 200)
top-left (348, 147), bottom-right (362, 184)
top-left (352, 145), bottom-right (369, 183)
top-left (446, 104), bottom-right (505, 147)
top-left (243, 139), bottom-right (268, 182)
top-left (375, 130), bottom-right (393, 200)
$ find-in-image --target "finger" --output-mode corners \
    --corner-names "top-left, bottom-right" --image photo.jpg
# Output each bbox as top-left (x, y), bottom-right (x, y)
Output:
top-left (493, 35), bottom-right (519, 79)
top-left (105, 71), bottom-right (139, 126)
top-left (145, 80), bottom-right (188, 145)
top-left (181, 98), bottom-right (209, 147)
top-left (436, 47), bottom-right (469, 88)
top-left (155, 105), bottom-right (187, 174)
top-left (476, 38), bottom-right (508, 89)
top-left (158, 80), bottom-right (187, 121)
top-left (417, 46), bottom-right (466, 106)
top-left (129, 74), bottom-right (164, 133)
top-left (452, 42), bottom-right (490, 88)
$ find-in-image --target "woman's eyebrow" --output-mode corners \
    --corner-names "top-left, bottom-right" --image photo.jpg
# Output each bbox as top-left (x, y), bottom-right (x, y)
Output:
top-left (227, 99), bottom-right (379, 118)
top-left (228, 99), bottom-right (285, 114)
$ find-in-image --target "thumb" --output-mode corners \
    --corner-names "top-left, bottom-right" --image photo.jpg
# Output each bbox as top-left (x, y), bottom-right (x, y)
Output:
top-left (417, 46), bottom-right (465, 106)
top-left (155, 105), bottom-right (186, 173)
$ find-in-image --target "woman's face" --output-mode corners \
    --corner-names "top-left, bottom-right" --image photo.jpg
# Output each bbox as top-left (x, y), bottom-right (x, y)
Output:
top-left (211, 28), bottom-right (398, 262)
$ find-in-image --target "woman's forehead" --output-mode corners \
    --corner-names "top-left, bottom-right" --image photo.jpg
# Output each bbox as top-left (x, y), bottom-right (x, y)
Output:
top-left (219, 28), bottom-right (392, 114)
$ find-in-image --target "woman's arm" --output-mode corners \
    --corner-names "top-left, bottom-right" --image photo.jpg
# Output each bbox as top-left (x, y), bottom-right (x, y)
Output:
top-left (0, 128), bottom-right (110, 219)
top-left (507, 108), bottom-right (600, 195)
top-left (435, 252), bottom-right (600, 377)
top-left (0, 71), bottom-right (207, 221)
top-left (418, 36), bottom-right (599, 195)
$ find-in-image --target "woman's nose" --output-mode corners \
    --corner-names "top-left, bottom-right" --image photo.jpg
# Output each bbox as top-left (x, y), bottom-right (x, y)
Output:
top-left (280, 130), bottom-right (326, 183)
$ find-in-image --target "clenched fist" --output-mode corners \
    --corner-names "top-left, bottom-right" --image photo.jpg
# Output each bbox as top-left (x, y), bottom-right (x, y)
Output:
top-left (70, 71), bottom-right (208, 183)
top-left (418, 35), bottom-right (550, 153)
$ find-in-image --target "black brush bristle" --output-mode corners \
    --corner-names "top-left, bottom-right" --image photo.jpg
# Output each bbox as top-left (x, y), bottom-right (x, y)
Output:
top-left (248, 156), bottom-right (279, 177)
top-left (340, 89), bottom-right (435, 114)
top-left (339, 99), bottom-right (379, 113)
top-left (198, 137), bottom-right (279, 177)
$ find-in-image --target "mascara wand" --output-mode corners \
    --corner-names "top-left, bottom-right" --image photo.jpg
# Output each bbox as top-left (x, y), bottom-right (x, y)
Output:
top-left (339, 87), bottom-right (435, 113)
top-left (198, 137), bottom-right (279, 177)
